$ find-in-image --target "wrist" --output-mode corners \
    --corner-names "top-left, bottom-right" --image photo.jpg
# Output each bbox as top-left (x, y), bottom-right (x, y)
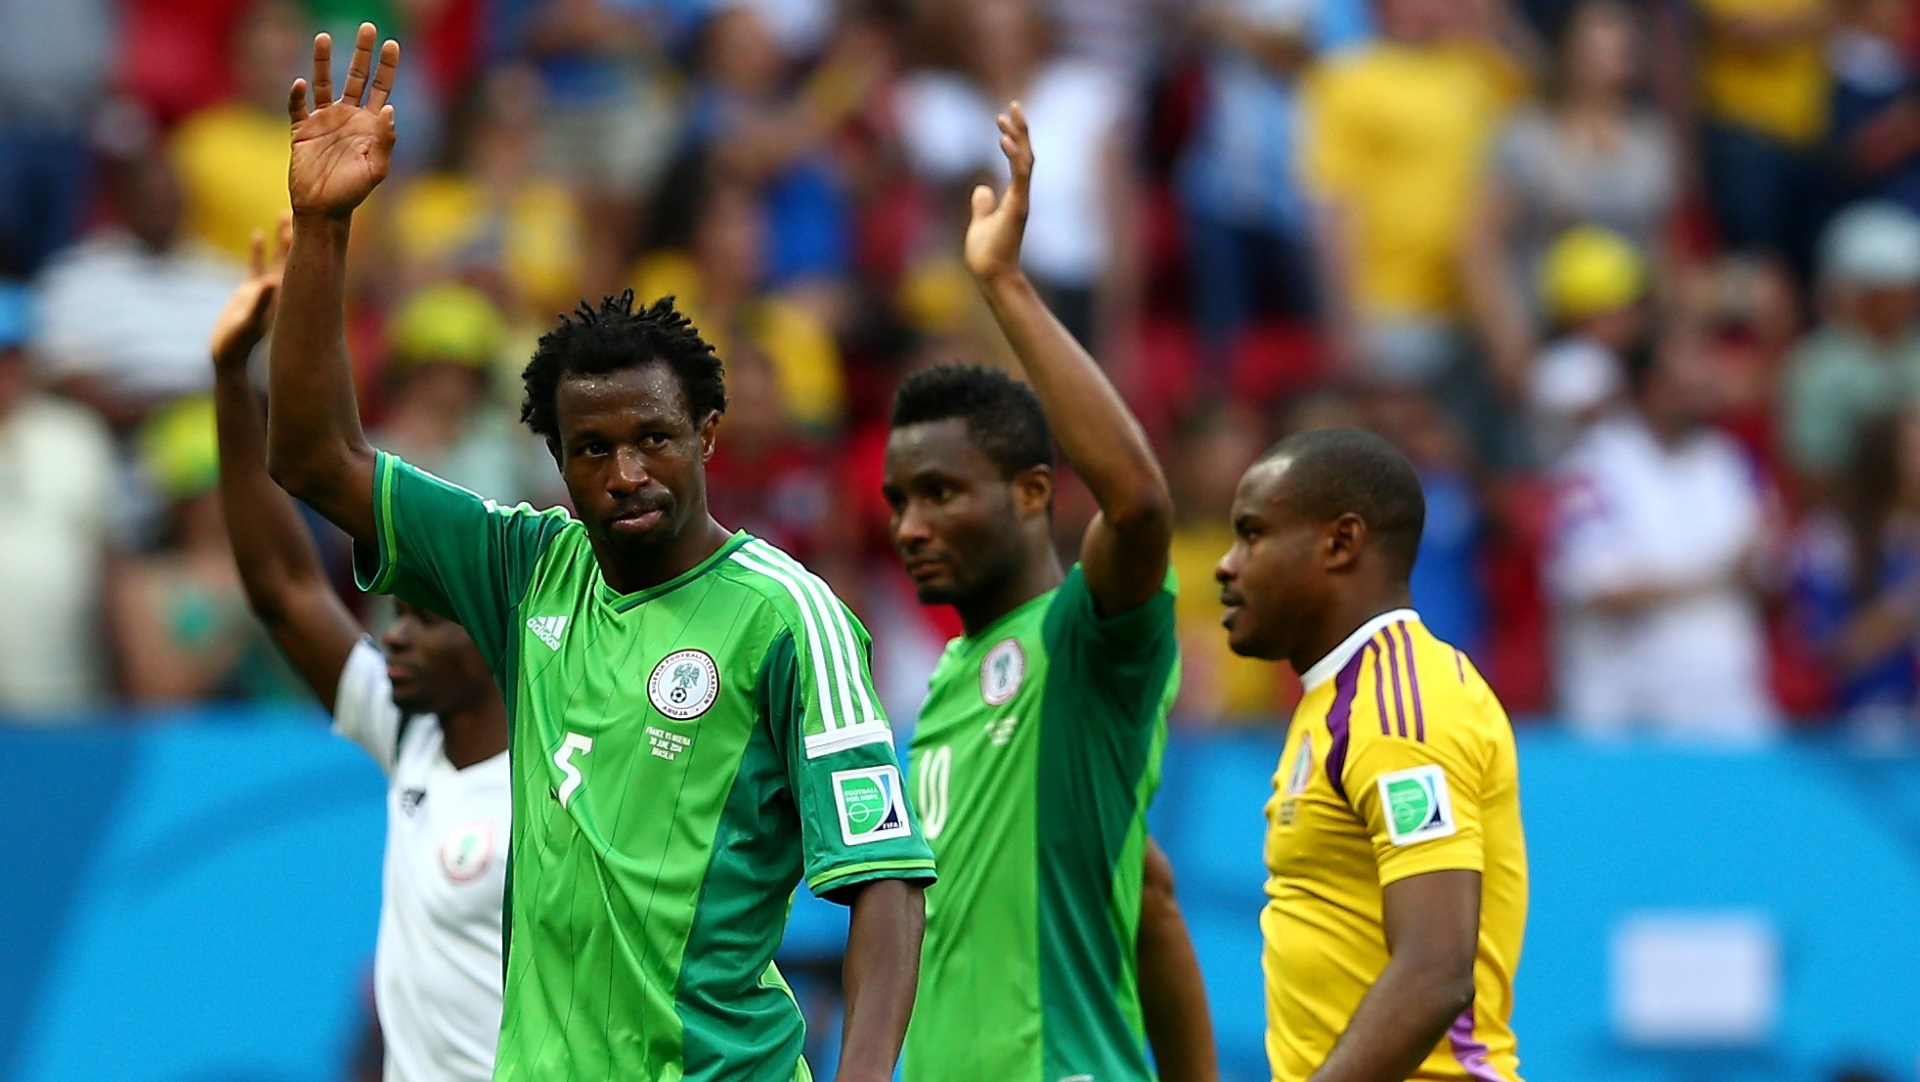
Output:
top-left (291, 211), bottom-right (354, 236)
top-left (974, 266), bottom-right (1034, 299)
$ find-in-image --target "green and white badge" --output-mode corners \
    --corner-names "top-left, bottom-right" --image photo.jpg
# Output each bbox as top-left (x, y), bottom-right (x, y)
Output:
top-left (1378, 764), bottom-right (1456, 845)
top-left (831, 765), bottom-right (912, 846)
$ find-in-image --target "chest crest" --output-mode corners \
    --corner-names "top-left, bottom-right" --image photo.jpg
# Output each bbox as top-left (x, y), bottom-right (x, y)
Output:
top-left (979, 638), bottom-right (1026, 706)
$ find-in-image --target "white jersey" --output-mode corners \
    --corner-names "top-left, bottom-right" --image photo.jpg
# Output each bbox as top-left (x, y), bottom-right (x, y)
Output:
top-left (334, 640), bottom-right (508, 1082)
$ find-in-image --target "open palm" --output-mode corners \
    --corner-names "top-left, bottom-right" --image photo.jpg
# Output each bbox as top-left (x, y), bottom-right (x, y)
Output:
top-left (286, 23), bottom-right (400, 219)
top-left (963, 103), bottom-right (1034, 284)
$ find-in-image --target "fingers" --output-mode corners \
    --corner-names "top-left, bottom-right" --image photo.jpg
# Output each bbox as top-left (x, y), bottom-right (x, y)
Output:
top-left (287, 78), bottom-right (310, 122)
top-left (341, 23), bottom-right (377, 105)
top-left (999, 101), bottom-right (1034, 185)
top-left (366, 38), bottom-right (401, 111)
top-left (248, 229), bottom-right (265, 279)
top-left (311, 33), bottom-right (333, 105)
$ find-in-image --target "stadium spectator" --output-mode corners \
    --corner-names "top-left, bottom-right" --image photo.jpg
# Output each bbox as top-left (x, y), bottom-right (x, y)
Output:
top-left (0, 0), bottom-right (112, 277)
top-left (1547, 328), bottom-right (1779, 739)
top-left (632, 175), bottom-right (846, 432)
top-left (368, 283), bottom-right (551, 505)
top-left (1788, 407), bottom-right (1920, 731)
top-left (0, 283), bottom-right (117, 717)
top-left (1297, 0), bottom-right (1527, 386)
top-left (1692, 0), bottom-right (1831, 279)
top-left (1174, 0), bottom-right (1370, 357)
top-left (1464, 0), bottom-right (1677, 385)
top-left (1526, 226), bottom-right (1647, 461)
top-left (1782, 201), bottom-right (1920, 489)
top-left (1829, 0), bottom-right (1920, 214)
top-left (1368, 386), bottom-right (1490, 656)
top-left (110, 396), bottom-right (293, 704)
top-left (169, 0), bottom-right (302, 263)
top-left (386, 64), bottom-right (587, 318)
top-left (31, 153), bottom-right (240, 430)
top-left (704, 346), bottom-right (839, 568)
top-left (895, 0), bottom-right (1137, 353)
top-left (518, 0), bottom-right (685, 289)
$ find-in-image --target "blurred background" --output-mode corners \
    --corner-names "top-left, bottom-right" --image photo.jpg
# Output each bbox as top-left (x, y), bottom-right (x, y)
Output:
top-left (1, 0), bottom-right (1919, 1078)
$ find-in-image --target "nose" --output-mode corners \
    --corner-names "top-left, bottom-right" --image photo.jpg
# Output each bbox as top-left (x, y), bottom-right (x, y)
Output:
top-left (382, 619), bottom-right (412, 653)
top-left (893, 500), bottom-right (933, 551)
top-left (609, 445), bottom-right (649, 495)
top-left (1215, 547), bottom-right (1239, 586)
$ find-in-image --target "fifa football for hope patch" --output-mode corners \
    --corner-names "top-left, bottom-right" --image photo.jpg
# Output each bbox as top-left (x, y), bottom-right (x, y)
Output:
top-left (1378, 765), bottom-right (1456, 845)
top-left (831, 765), bottom-right (912, 846)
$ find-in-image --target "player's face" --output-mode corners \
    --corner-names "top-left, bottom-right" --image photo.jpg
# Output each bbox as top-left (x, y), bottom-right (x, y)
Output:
top-left (883, 418), bottom-right (1046, 607)
top-left (383, 601), bottom-right (492, 715)
top-left (1216, 460), bottom-right (1327, 661)
top-left (552, 362), bottom-right (719, 558)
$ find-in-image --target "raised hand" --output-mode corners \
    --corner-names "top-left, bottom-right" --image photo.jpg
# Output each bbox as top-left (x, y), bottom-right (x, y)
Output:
top-left (211, 216), bottom-right (294, 373)
top-left (286, 23), bottom-right (400, 219)
top-left (963, 102), bottom-right (1033, 285)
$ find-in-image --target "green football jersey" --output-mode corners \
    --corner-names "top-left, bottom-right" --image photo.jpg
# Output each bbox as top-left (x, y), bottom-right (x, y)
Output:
top-left (355, 452), bottom-right (937, 1081)
top-left (902, 566), bottom-right (1177, 1082)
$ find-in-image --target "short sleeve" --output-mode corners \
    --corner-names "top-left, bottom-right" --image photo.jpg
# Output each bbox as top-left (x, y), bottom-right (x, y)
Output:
top-left (1342, 719), bottom-right (1487, 887)
top-left (332, 637), bottom-right (403, 774)
top-left (1040, 566), bottom-right (1179, 723)
top-left (353, 450), bottom-right (572, 670)
top-left (762, 630), bottom-right (936, 902)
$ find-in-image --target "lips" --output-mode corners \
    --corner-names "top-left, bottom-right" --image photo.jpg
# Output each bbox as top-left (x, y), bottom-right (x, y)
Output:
top-left (387, 662), bottom-right (418, 685)
top-left (903, 557), bottom-right (947, 581)
top-left (1219, 592), bottom-right (1243, 628)
top-left (609, 507), bottom-right (666, 534)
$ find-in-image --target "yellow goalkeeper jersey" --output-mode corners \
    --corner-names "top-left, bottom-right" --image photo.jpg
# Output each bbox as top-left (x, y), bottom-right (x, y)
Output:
top-left (1263, 610), bottom-right (1528, 1082)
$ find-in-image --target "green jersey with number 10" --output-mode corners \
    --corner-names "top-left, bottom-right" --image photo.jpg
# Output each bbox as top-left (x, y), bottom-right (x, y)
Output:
top-left (355, 451), bottom-right (936, 1081)
top-left (903, 566), bottom-right (1177, 1082)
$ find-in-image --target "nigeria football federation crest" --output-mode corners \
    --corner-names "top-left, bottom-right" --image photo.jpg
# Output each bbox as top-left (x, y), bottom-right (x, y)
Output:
top-left (649, 649), bottom-right (720, 721)
top-left (980, 638), bottom-right (1025, 706)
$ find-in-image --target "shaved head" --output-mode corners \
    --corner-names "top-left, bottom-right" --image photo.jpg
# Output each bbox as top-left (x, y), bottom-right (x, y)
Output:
top-left (1256, 427), bottom-right (1426, 579)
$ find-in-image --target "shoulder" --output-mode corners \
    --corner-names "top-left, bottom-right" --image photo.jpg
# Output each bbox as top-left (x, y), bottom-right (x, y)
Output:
top-left (1340, 626), bottom-right (1502, 767)
top-left (721, 536), bottom-right (869, 644)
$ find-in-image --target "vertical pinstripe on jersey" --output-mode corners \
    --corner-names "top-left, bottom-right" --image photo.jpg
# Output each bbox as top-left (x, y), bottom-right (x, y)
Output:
top-left (1397, 623), bottom-right (1426, 742)
top-left (1324, 648), bottom-right (1365, 802)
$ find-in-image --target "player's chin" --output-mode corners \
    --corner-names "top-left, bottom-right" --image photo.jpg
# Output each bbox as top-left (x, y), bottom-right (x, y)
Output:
top-left (1225, 619), bottom-right (1285, 662)
top-left (390, 685), bottom-right (435, 715)
top-left (912, 577), bottom-right (961, 607)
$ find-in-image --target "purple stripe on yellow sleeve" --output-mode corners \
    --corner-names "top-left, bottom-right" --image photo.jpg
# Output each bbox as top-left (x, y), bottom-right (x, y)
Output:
top-left (1449, 1007), bottom-right (1504, 1082)
top-left (1324, 648), bottom-right (1366, 802)
top-left (1371, 641), bottom-right (1389, 735)
top-left (1384, 625), bottom-right (1409, 738)
top-left (1398, 622), bottom-right (1426, 742)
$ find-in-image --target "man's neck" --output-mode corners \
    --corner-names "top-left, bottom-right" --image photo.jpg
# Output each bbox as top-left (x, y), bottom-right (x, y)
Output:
top-left (438, 699), bottom-right (509, 770)
top-left (955, 548), bottom-right (1064, 639)
top-left (1290, 588), bottom-right (1415, 677)
top-left (598, 515), bottom-right (734, 596)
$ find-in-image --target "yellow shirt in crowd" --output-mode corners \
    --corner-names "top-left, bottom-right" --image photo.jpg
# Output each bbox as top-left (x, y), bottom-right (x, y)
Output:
top-left (1697, 0), bottom-right (1830, 146)
top-left (390, 174), bottom-right (587, 316)
top-left (171, 104), bottom-right (291, 264)
top-left (1298, 42), bottom-right (1522, 320)
top-left (1264, 611), bottom-right (1529, 1082)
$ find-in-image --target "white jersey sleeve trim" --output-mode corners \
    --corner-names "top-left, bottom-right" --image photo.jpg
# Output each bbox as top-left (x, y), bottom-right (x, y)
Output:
top-left (333, 637), bottom-right (403, 775)
top-left (730, 546), bottom-right (869, 732)
top-left (745, 540), bottom-right (882, 726)
top-left (803, 724), bottom-right (896, 760)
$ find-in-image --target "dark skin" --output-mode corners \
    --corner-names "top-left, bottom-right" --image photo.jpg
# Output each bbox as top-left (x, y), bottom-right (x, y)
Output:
top-left (1215, 457), bottom-right (1481, 1082)
top-left (263, 27), bottom-right (924, 1079)
top-left (210, 220), bottom-right (503, 765)
top-left (884, 107), bottom-right (1214, 1081)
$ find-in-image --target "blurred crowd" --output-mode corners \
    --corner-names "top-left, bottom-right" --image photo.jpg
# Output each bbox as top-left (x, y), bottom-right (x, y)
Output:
top-left (8, 0), bottom-right (1920, 744)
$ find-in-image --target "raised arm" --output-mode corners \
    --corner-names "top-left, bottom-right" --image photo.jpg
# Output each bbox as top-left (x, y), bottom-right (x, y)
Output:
top-left (964, 103), bottom-right (1173, 617)
top-left (1308, 870), bottom-right (1481, 1082)
top-left (212, 220), bottom-right (362, 705)
top-left (1137, 838), bottom-right (1219, 1082)
top-left (266, 23), bottom-right (401, 542)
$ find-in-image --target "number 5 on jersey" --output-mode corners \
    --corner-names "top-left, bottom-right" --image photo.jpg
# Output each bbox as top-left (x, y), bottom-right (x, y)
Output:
top-left (555, 732), bottom-right (594, 807)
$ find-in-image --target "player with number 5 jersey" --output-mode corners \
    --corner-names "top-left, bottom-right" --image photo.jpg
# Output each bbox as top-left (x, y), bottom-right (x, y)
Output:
top-left (264, 24), bottom-right (933, 1082)
top-left (884, 105), bottom-right (1217, 1082)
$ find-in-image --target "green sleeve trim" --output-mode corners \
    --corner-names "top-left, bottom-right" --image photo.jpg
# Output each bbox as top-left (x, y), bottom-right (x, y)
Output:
top-left (358, 451), bottom-right (400, 595)
top-left (807, 858), bottom-right (937, 898)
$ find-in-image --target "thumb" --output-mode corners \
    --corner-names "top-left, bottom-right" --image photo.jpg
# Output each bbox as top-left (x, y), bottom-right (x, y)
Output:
top-left (970, 184), bottom-right (996, 222)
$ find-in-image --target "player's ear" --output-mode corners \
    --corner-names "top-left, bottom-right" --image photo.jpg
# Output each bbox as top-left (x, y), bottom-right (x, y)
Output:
top-left (1012, 464), bottom-right (1053, 517)
top-left (699, 411), bottom-right (721, 462)
top-left (1324, 512), bottom-right (1365, 571)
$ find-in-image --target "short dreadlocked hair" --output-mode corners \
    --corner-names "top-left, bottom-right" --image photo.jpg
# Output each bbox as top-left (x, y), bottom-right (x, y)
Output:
top-left (519, 292), bottom-right (726, 444)
top-left (890, 364), bottom-right (1053, 478)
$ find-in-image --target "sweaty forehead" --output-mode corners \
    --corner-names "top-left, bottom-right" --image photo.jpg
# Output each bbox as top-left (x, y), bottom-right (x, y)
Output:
top-left (555, 362), bottom-right (691, 428)
top-left (885, 418), bottom-right (1003, 482)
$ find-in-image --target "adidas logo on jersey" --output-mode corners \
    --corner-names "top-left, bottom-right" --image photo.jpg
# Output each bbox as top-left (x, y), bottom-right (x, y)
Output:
top-left (527, 616), bottom-right (568, 651)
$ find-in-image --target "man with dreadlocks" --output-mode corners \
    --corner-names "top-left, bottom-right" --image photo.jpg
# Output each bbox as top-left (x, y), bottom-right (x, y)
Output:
top-left (263, 24), bottom-right (934, 1081)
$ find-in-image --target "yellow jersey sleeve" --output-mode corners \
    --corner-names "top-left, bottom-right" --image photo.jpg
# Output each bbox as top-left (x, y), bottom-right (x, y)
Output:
top-left (1339, 638), bottom-right (1491, 886)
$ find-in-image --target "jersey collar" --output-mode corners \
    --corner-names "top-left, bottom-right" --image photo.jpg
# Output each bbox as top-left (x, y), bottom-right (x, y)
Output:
top-left (1298, 608), bottom-right (1421, 692)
